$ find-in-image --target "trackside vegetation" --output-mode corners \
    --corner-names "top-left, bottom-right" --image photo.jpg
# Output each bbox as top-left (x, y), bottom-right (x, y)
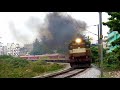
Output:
top-left (0, 55), bottom-right (65, 78)
top-left (90, 12), bottom-right (120, 78)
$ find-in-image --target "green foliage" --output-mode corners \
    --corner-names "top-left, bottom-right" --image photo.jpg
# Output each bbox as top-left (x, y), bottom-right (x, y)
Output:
top-left (31, 65), bottom-right (46, 73)
top-left (91, 46), bottom-right (99, 62)
top-left (102, 49), bottom-right (120, 70)
top-left (91, 46), bottom-right (106, 63)
top-left (0, 55), bottom-right (29, 68)
top-left (103, 12), bottom-right (120, 33)
top-left (104, 53), bottom-right (118, 64)
top-left (30, 39), bottom-right (53, 55)
top-left (47, 63), bottom-right (63, 71)
top-left (111, 37), bottom-right (120, 46)
top-left (30, 38), bottom-right (70, 55)
top-left (103, 12), bottom-right (120, 46)
top-left (102, 12), bottom-right (120, 70)
top-left (32, 60), bottom-right (47, 65)
top-left (0, 55), bottom-right (13, 59)
top-left (103, 51), bottom-right (120, 70)
top-left (0, 55), bottom-right (64, 78)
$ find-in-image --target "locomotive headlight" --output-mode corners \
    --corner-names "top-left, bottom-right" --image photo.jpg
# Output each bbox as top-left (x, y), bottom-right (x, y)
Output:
top-left (75, 38), bottom-right (82, 43)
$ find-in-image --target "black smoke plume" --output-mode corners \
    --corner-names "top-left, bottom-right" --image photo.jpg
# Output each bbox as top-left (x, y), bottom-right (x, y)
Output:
top-left (9, 12), bottom-right (87, 54)
top-left (40, 12), bottom-right (87, 52)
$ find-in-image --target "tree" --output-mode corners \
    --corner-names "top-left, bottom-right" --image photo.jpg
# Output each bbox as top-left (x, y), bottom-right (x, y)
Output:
top-left (31, 39), bottom-right (41, 55)
top-left (91, 46), bottom-right (99, 63)
top-left (91, 46), bottom-right (106, 63)
top-left (103, 12), bottom-right (120, 46)
top-left (30, 39), bottom-right (53, 55)
top-left (103, 12), bottom-right (120, 61)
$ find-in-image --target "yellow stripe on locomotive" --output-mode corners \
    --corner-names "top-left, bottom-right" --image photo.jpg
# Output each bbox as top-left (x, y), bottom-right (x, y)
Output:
top-left (69, 47), bottom-right (86, 54)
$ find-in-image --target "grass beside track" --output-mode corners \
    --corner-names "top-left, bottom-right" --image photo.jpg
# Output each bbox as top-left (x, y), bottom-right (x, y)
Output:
top-left (93, 62), bottom-right (120, 78)
top-left (0, 55), bottom-right (66, 78)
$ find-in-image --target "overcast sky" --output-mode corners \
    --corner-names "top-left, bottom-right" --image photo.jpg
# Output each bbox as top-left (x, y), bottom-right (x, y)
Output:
top-left (0, 12), bottom-right (109, 46)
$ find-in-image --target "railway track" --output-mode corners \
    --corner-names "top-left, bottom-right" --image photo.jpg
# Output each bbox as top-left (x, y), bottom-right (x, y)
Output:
top-left (34, 60), bottom-right (92, 78)
top-left (40, 68), bottom-right (88, 78)
top-left (53, 68), bottom-right (88, 78)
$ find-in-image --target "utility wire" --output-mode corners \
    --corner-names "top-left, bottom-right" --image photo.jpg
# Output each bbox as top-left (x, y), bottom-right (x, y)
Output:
top-left (65, 12), bottom-right (98, 36)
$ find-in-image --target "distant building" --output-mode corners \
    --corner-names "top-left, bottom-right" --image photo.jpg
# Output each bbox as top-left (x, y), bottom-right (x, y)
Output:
top-left (7, 43), bottom-right (20, 57)
top-left (0, 42), bottom-right (4, 55)
top-left (3, 46), bottom-right (7, 55)
top-left (0, 43), bottom-right (7, 55)
top-left (105, 31), bottom-right (120, 53)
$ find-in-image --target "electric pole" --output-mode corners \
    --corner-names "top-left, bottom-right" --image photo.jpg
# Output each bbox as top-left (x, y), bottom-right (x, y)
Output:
top-left (97, 24), bottom-right (100, 68)
top-left (99, 12), bottom-right (103, 77)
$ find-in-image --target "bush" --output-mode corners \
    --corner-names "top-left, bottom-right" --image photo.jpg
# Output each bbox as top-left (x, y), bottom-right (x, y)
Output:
top-left (103, 52), bottom-right (120, 70)
top-left (47, 63), bottom-right (63, 71)
top-left (0, 55), bottom-right (13, 59)
top-left (10, 58), bottom-right (29, 68)
top-left (33, 60), bottom-right (47, 65)
top-left (104, 53), bottom-right (119, 65)
top-left (0, 55), bottom-right (29, 68)
top-left (0, 56), bottom-right (64, 78)
top-left (32, 65), bottom-right (46, 73)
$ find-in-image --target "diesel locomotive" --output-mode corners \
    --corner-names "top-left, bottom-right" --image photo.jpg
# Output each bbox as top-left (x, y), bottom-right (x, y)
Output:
top-left (68, 36), bottom-right (92, 68)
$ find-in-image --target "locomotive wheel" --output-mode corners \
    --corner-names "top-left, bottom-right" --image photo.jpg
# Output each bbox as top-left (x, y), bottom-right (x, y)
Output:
top-left (70, 63), bottom-right (75, 68)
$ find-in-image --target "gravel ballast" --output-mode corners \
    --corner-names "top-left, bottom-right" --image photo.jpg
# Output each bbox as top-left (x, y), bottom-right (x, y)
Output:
top-left (72, 67), bottom-right (101, 78)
